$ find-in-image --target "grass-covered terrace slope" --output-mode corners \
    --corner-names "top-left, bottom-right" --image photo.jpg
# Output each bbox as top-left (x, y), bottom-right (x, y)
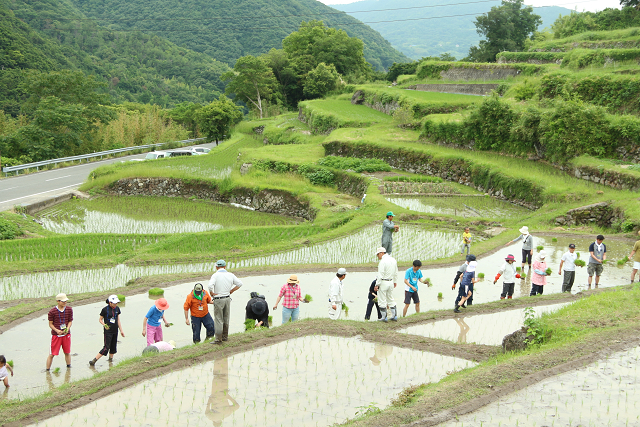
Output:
top-left (528, 26), bottom-right (640, 52)
top-left (298, 97), bottom-right (392, 134)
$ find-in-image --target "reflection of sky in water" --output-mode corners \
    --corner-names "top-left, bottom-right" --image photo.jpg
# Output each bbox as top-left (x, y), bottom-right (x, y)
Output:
top-left (385, 196), bottom-right (529, 218)
top-left (39, 209), bottom-right (223, 234)
top-left (441, 345), bottom-right (640, 427)
top-left (32, 336), bottom-right (475, 426)
top-left (399, 303), bottom-right (571, 345)
top-left (0, 225), bottom-right (462, 299)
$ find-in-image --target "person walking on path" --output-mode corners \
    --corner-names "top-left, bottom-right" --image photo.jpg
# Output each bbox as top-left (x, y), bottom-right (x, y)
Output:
top-left (184, 283), bottom-right (215, 343)
top-left (273, 274), bottom-right (308, 324)
top-left (381, 211), bottom-right (399, 255)
top-left (0, 356), bottom-right (13, 389)
top-left (365, 279), bottom-right (382, 321)
top-left (375, 247), bottom-right (399, 322)
top-left (506, 226), bottom-right (534, 271)
top-left (208, 259), bottom-right (243, 343)
top-left (460, 227), bottom-right (472, 255)
top-left (245, 292), bottom-right (270, 328)
top-left (143, 298), bottom-right (170, 346)
top-left (530, 250), bottom-right (549, 296)
top-left (629, 231), bottom-right (640, 283)
top-left (328, 268), bottom-right (347, 320)
top-left (453, 255), bottom-right (475, 307)
top-left (46, 293), bottom-right (73, 371)
top-left (403, 260), bottom-right (430, 317)
top-left (559, 244), bottom-right (578, 292)
top-left (455, 261), bottom-right (477, 313)
top-left (494, 254), bottom-right (519, 299)
top-left (89, 295), bottom-right (125, 366)
top-left (588, 235), bottom-right (607, 288)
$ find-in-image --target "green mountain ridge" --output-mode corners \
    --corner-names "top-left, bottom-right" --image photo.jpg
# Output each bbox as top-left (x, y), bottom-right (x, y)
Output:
top-left (333, 0), bottom-right (572, 60)
top-left (66, 0), bottom-right (409, 70)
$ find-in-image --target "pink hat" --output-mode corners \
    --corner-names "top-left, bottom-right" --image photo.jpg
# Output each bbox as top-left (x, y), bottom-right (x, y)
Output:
top-left (505, 254), bottom-right (515, 261)
top-left (155, 298), bottom-right (169, 311)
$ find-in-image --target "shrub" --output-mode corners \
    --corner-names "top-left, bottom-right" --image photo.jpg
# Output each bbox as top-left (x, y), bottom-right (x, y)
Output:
top-left (0, 218), bottom-right (19, 240)
top-left (465, 94), bottom-right (515, 151)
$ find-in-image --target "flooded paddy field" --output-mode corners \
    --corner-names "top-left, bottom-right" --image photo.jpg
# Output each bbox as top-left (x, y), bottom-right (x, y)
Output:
top-left (35, 196), bottom-right (299, 234)
top-left (399, 303), bottom-right (571, 345)
top-left (0, 225), bottom-right (462, 299)
top-left (439, 345), bottom-right (640, 427)
top-left (31, 335), bottom-right (475, 426)
top-left (385, 196), bottom-right (530, 218)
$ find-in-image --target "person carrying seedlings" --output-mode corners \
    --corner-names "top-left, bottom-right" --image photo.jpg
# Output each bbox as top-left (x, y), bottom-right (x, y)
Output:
top-left (506, 226), bottom-right (534, 271)
top-left (494, 254), bottom-right (519, 299)
top-left (530, 250), bottom-right (549, 296)
top-left (142, 298), bottom-right (170, 346)
top-left (208, 259), bottom-right (243, 344)
top-left (629, 231), bottom-right (640, 283)
top-left (455, 261), bottom-right (477, 313)
top-left (245, 292), bottom-right (269, 328)
top-left (46, 293), bottom-right (73, 371)
top-left (588, 235), bottom-right (607, 288)
top-left (375, 247), bottom-right (399, 322)
top-left (328, 268), bottom-right (347, 320)
top-left (365, 279), bottom-right (382, 321)
top-left (460, 227), bottom-right (472, 255)
top-left (453, 254), bottom-right (475, 307)
top-left (0, 355), bottom-right (13, 388)
top-left (90, 295), bottom-right (125, 366)
top-left (381, 211), bottom-right (399, 255)
top-left (184, 283), bottom-right (215, 343)
top-left (559, 244), bottom-right (578, 292)
top-left (273, 274), bottom-right (308, 324)
top-left (403, 260), bottom-right (430, 317)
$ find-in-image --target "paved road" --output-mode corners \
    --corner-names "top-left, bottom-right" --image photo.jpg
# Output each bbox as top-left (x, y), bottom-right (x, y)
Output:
top-left (0, 143), bottom-right (217, 212)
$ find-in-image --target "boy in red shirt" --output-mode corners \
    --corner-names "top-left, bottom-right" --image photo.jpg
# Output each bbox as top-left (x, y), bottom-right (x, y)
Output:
top-left (46, 293), bottom-right (73, 370)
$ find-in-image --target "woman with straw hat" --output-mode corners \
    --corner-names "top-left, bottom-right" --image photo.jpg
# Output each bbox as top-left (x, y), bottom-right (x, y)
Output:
top-left (505, 226), bottom-right (534, 271)
top-left (273, 274), bottom-right (308, 324)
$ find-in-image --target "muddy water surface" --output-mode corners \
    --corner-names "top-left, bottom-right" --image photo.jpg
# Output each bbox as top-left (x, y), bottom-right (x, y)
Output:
top-left (31, 335), bottom-right (475, 427)
top-left (439, 345), bottom-right (640, 427)
top-left (386, 196), bottom-right (530, 218)
top-left (399, 303), bottom-right (571, 345)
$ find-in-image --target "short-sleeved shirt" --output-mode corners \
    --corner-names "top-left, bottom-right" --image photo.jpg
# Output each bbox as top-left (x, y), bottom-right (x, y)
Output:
top-left (633, 241), bottom-right (640, 262)
top-left (462, 232), bottom-right (472, 244)
top-left (561, 252), bottom-right (578, 271)
top-left (99, 305), bottom-right (121, 335)
top-left (404, 268), bottom-right (423, 293)
top-left (145, 306), bottom-right (164, 327)
top-left (208, 269), bottom-right (243, 297)
top-left (0, 365), bottom-right (8, 380)
top-left (183, 291), bottom-right (212, 318)
top-left (279, 283), bottom-right (301, 309)
top-left (48, 306), bottom-right (73, 336)
top-left (588, 242), bottom-right (606, 264)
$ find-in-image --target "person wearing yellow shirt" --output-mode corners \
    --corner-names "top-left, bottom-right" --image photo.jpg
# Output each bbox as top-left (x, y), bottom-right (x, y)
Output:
top-left (460, 227), bottom-right (472, 256)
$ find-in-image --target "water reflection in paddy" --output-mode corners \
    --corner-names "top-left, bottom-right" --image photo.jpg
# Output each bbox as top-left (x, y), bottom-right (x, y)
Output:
top-left (31, 336), bottom-right (475, 427)
top-left (385, 196), bottom-right (530, 218)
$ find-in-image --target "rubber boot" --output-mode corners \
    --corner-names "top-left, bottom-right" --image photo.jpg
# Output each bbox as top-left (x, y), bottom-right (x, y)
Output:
top-left (389, 306), bottom-right (398, 321)
top-left (222, 324), bottom-right (229, 341)
top-left (507, 296), bottom-right (512, 299)
top-left (500, 297), bottom-right (505, 300)
top-left (378, 308), bottom-right (388, 322)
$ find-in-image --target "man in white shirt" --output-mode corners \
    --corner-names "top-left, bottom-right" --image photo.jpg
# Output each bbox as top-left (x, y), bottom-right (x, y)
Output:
top-left (558, 243), bottom-right (578, 293)
top-left (208, 260), bottom-right (243, 343)
top-left (375, 247), bottom-right (398, 322)
top-left (328, 268), bottom-right (347, 320)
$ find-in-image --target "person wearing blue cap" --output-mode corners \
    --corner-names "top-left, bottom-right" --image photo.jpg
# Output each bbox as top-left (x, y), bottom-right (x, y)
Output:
top-left (381, 211), bottom-right (399, 255)
top-left (208, 260), bottom-right (243, 344)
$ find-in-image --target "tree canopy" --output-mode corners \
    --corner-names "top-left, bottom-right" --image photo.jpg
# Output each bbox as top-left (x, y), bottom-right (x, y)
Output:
top-left (195, 96), bottom-right (243, 142)
top-left (221, 56), bottom-right (278, 120)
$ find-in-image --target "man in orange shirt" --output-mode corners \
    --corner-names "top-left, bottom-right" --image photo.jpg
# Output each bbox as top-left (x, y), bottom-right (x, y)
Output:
top-left (183, 283), bottom-right (215, 343)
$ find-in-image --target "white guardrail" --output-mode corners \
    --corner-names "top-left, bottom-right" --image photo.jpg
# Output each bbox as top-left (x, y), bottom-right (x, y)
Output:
top-left (2, 138), bottom-right (207, 176)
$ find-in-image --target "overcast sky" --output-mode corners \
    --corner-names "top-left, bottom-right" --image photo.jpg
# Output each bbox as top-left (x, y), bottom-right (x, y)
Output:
top-left (318, 0), bottom-right (621, 13)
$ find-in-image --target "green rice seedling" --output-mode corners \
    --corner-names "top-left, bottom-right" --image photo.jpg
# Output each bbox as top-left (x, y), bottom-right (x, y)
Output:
top-left (437, 292), bottom-right (443, 298)
top-left (577, 252), bottom-right (581, 258)
top-left (537, 245), bottom-right (544, 251)
top-left (304, 294), bottom-right (313, 303)
top-left (117, 294), bottom-right (126, 302)
top-left (516, 266), bottom-right (522, 272)
top-left (477, 273), bottom-right (485, 279)
top-left (545, 268), bottom-right (552, 275)
top-left (244, 319), bottom-right (255, 331)
top-left (552, 237), bottom-right (558, 242)
top-left (425, 278), bottom-right (432, 287)
top-left (268, 315), bottom-right (273, 324)
top-left (618, 256), bottom-right (629, 266)
top-left (53, 367), bottom-right (60, 374)
top-left (7, 360), bottom-right (13, 367)
top-left (342, 302), bottom-right (348, 311)
top-left (520, 273), bottom-right (527, 279)
top-left (148, 288), bottom-right (164, 296)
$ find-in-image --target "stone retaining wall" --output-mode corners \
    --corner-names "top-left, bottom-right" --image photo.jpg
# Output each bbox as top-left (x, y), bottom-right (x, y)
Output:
top-left (554, 202), bottom-right (624, 228)
top-left (108, 178), bottom-right (316, 221)
top-left (560, 164), bottom-right (640, 191)
top-left (408, 84), bottom-right (498, 96)
top-left (441, 67), bottom-right (520, 81)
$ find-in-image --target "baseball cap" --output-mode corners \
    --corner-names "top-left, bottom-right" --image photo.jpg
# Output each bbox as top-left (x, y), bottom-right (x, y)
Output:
top-left (337, 268), bottom-right (347, 275)
top-left (386, 211), bottom-right (395, 217)
top-left (466, 254), bottom-right (476, 262)
top-left (56, 293), bottom-right (69, 302)
top-left (376, 247), bottom-right (387, 255)
top-left (107, 294), bottom-right (120, 304)
top-left (194, 283), bottom-right (203, 295)
top-left (216, 259), bottom-right (226, 267)
top-left (569, 243), bottom-right (576, 248)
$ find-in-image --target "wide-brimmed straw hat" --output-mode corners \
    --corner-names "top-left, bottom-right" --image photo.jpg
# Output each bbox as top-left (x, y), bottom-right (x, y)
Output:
top-left (155, 298), bottom-right (170, 311)
top-left (287, 274), bottom-right (299, 284)
top-left (519, 226), bottom-right (529, 235)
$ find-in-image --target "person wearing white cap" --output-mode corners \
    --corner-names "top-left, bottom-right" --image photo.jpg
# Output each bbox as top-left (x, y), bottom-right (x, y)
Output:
top-left (455, 261), bottom-right (478, 313)
top-left (375, 247), bottom-right (398, 322)
top-left (208, 259), bottom-right (243, 344)
top-left (46, 293), bottom-right (73, 371)
top-left (90, 295), bottom-right (125, 366)
top-left (505, 226), bottom-right (534, 271)
top-left (530, 250), bottom-right (549, 296)
top-left (328, 268), bottom-right (347, 320)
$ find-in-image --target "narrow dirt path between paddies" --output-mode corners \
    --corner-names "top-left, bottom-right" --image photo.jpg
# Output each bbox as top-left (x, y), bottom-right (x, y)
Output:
top-left (1, 285), bottom-right (631, 425)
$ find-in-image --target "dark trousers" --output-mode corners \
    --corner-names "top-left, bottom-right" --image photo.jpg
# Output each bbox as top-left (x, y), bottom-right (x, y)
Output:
top-left (522, 249), bottom-right (532, 265)
top-left (501, 282), bottom-right (515, 298)
top-left (530, 284), bottom-right (544, 296)
top-left (455, 285), bottom-right (473, 306)
top-left (562, 271), bottom-right (575, 292)
top-left (365, 300), bottom-right (381, 320)
top-left (191, 313), bottom-right (215, 343)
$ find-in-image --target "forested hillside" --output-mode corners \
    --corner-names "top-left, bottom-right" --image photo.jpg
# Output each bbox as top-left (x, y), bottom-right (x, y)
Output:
top-left (67, 0), bottom-right (409, 70)
top-left (334, 0), bottom-right (571, 59)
